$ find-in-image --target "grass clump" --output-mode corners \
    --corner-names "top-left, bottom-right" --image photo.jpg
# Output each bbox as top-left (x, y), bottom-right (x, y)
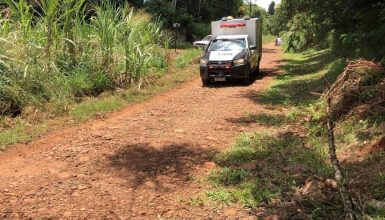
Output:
top-left (174, 49), bottom-right (201, 69)
top-left (0, 119), bottom-right (47, 150)
top-left (250, 113), bottom-right (287, 126)
top-left (207, 131), bottom-right (332, 209)
top-left (206, 184), bottom-right (276, 208)
top-left (209, 168), bottom-right (250, 186)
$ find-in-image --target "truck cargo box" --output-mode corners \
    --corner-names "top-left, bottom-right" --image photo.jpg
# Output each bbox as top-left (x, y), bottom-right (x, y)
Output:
top-left (211, 18), bottom-right (262, 55)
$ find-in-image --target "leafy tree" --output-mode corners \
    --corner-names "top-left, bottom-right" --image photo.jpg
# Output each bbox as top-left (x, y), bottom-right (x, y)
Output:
top-left (144, 0), bottom-right (243, 40)
top-left (267, 1), bottom-right (275, 15)
top-left (271, 0), bottom-right (385, 60)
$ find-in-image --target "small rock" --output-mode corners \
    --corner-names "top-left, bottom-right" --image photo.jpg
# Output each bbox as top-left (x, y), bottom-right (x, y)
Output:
top-left (79, 156), bottom-right (90, 163)
top-left (325, 179), bottom-right (338, 189)
top-left (78, 185), bottom-right (88, 190)
top-left (203, 161), bottom-right (217, 169)
top-left (77, 174), bottom-right (87, 178)
top-left (165, 209), bottom-right (175, 217)
top-left (241, 217), bottom-right (255, 220)
top-left (10, 197), bottom-right (18, 205)
top-left (174, 129), bottom-right (185, 133)
top-left (224, 208), bottom-right (237, 217)
top-left (63, 211), bottom-right (72, 217)
top-left (264, 215), bottom-right (280, 220)
top-left (57, 172), bottom-right (71, 180)
top-left (144, 181), bottom-right (156, 188)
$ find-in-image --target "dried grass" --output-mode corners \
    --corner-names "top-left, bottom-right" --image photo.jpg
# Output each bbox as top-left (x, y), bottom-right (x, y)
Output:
top-left (324, 59), bottom-right (385, 119)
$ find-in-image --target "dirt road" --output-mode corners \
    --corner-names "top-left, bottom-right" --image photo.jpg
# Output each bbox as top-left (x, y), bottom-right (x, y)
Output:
top-left (0, 43), bottom-right (283, 219)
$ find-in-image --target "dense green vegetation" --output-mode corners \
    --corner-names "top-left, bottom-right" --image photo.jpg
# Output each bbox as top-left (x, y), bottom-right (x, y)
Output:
top-left (0, 1), bottom-right (169, 116)
top-left (271, 0), bottom-right (385, 62)
top-left (145, 0), bottom-right (243, 40)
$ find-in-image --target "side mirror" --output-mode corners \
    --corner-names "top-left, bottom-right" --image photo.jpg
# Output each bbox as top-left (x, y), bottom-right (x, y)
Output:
top-left (250, 45), bottom-right (257, 50)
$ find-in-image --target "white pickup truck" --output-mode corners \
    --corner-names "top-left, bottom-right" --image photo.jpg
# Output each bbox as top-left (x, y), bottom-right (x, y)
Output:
top-left (193, 35), bottom-right (212, 49)
top-left (199, 17), bottom-right (262, 85)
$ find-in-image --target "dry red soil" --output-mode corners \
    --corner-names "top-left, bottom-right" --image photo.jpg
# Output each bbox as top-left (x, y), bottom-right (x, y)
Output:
top-left (0, 43), bottom-right (283, 219)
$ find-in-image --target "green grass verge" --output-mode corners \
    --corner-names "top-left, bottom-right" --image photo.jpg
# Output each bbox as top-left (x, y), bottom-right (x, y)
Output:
top-left (205, 131), bottom-right (332, 209)
top-left (175, 49), bottom-right (201, 69)
top-left (0, 119), bottom-right (48, 151)
top-left (258, 50), bottom-right (346, 107)
top-left (249, 113), bottom-right (288, 127)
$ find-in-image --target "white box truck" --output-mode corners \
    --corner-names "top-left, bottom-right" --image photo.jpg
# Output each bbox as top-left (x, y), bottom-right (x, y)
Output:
top-left (199, 17), bottom-right (262, 85)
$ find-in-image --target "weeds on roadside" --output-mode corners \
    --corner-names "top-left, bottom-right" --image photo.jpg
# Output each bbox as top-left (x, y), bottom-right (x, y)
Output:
top-left (207, 131), bottom-right (333, 209)
top-left (249, 113), bottom-right (287, 127)
top-left (175, 49), bottom-right (201, 69)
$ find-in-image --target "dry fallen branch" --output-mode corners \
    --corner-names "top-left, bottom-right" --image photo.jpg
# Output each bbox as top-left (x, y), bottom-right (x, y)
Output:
top-left (326, 85), bottom-right (356, 220)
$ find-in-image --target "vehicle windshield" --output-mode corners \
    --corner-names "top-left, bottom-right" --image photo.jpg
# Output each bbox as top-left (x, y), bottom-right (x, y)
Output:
top-left (202, 35), bottom-right (212, 41)
top-left (209, 39), bottom-right (246, 51)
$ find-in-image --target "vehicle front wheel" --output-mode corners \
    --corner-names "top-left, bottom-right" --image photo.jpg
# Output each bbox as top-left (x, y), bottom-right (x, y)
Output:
top-left (243, 66), bottom-right (253, 84)
top-left (254, 64), bottom-right (260, 75)
top-left (201, 77), bottom-right (211, 86)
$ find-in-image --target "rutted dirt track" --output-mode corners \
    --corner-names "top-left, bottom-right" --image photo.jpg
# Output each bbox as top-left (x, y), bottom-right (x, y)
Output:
top-left (0, 43), bottom-right (283, 219)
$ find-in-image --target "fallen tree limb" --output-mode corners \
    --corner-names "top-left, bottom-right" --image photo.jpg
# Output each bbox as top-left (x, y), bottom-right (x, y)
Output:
top-left (326, 83), bottom-right (356, 220)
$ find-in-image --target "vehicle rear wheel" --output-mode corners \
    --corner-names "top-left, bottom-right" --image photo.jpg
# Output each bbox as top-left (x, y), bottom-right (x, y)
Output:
top-left (201, 77), bottom-right (211, 86)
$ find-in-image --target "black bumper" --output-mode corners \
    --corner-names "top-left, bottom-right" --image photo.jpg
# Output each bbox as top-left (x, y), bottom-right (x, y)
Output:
top-left (200, 63), bottom-right (250, 80)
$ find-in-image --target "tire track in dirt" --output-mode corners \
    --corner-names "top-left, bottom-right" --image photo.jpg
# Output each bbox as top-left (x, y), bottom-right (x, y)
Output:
top-left (0, 43), bottom-right (283, 219)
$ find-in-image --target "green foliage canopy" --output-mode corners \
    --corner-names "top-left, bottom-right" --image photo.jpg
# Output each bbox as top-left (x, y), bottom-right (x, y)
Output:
top-left (272, 0), bottom-right (385, 60)
top-left (144, 0), bottom-right (243, 39)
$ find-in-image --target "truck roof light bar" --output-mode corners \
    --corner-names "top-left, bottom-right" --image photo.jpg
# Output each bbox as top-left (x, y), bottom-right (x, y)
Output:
top-left (220, 22), bottom-right (246, 28)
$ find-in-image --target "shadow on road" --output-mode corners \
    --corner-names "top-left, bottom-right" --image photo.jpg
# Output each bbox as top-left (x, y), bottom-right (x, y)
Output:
top-left (108, 143), bottom-right (217, 190)
top-left (262, 48), bottom-right (281, 54)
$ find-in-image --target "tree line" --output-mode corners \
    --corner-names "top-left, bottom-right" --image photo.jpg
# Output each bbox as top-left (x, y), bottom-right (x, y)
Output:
top-left (270, 0), bottom-right (385, 62)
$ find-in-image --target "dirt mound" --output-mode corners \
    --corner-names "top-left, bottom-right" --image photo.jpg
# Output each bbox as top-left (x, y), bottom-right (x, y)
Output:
top-left (325, 59), bottom-right (385, 119)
